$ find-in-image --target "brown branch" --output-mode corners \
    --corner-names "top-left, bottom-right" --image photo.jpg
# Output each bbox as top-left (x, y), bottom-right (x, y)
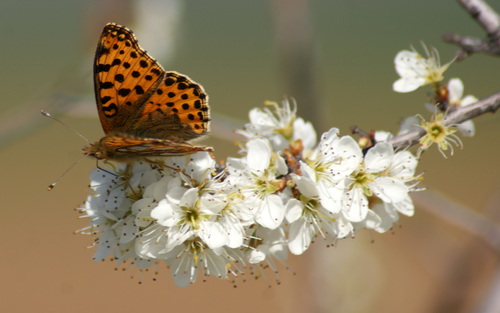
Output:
top-left (442, 32), bottom-right (500, 58)
top-left (443, 91), bottom-right (500, 123)
top-left (389, 91), bottom-right (500, 150)
top-left (459, 0), bottom-right (500, 34)
top-left (443, 0), bottom-right (500, 59)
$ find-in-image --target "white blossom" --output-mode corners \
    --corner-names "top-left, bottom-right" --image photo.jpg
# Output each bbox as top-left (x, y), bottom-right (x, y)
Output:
top-left (303, 128), bottom-right (363, 214)
top-left (228, 138), bottom-right (288, 230)
top-left (342, 143), bottom-right (418, 222)
top-left (237, 99), bottom-right (317, 152)
top-left (393, 43), bottom-right (453, 93)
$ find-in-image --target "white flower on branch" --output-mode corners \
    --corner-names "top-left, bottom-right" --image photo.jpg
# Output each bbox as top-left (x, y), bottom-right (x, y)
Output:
top-left (237, 99), bottom-right (317, 152)
top-left (228, 138), bottom-right (289, 230)
top-left (343, 142), bottom-right (418, 222)
top-left (302, 128), bottom-right (363, 214)
top-left (393, 43), bottom-right (454, 93)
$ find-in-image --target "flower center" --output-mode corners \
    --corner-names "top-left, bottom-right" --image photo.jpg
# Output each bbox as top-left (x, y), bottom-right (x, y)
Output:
top-left (300, 195), bottom-right (319, 215)
top-left (430, 124), bottom-right (445, 139)
top-left (352, 170), bottom-right (375, 196)
top-left (255, 175), bottom-right (282, 194)
top-left (181, 205), bottom-right (204, 229)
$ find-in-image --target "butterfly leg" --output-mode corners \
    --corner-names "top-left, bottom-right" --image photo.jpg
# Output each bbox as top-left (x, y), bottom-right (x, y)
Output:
top-left (96, 159), bottom-right (119, 177)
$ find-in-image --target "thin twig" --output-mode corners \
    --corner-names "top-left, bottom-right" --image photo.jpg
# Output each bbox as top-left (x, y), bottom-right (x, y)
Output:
top-left (389, 91), bottom-right (500, 150)
top-left (443, 0), bottom-right (500, 59)
top-left (459, 0), bottom-right (500, 35)
top-left (442, 32), bottom-right (500, 58)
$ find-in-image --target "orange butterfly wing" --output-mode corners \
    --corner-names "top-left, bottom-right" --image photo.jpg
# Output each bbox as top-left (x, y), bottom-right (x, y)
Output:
top-left (94, 23), bottom-right (165, 134)
top-left (85, 23), bottom-right (212, 161)
top-left (134, 72), bottom-right (210, 142)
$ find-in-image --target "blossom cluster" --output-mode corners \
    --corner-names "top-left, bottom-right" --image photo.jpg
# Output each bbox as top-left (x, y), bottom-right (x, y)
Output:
top-left (392, 43), bottom-right (477, 157)
top-left (78, 100), bottom-right (420, 287)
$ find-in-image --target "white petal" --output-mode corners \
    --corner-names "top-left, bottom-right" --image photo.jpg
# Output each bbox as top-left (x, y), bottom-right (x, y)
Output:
top-left (371, 177), bottom-right (408, 203)
top-left (324, 136), bottom-right (362, 178)
top-left (394, 50), bottom-right (421, 77)
top-left (171, 262), bottom-right (197, 288)
top-left (187, 152), bottom-right (215, 182)
top-left (255, 194), bottom-right (285, 229)
top-left (204, 250), bottom-right (229, 279)
top-left (180, 188), bottom-right (199, 208)
top-left (268, 243), bottom-right (288, 261)
top-left (447, 78), bottom-right (464, 101)
top-left (457, 120), bottom-right (475, 137)
top-left (151, 199), bottom-right (178, 226)
top-left (93, 228), bottom-right (117, 261)
top-left (220, 215), bottom-right (245, 248)
top-left (393, 195), bottom-right (415, 216)
top-left (118, 215), bottom-right (137, 244)
top-left (373, 131), bottom-right (393, 142)
top-left (198, 221), bottom-right (228, 249)
top-left (131, 198), bottom-right (153, 215)
top-left (293, 118), bottom-right (317, 151)
top-left (372, 203), bottom-right (398, 233)
top-left (360, 209), bottom-right (382, 229)
top-left (285, 199), bottom-right (303, 223)
top-left (393, 77), bottom-right (425, 93)
top-left (135, 202), bottom-right (156, 228)
top-left (398, 116), bottom-right (420, 135)
top-left (247, 139), bottom-right (271, 171)
top-left (389, 151), bottom-right (418, 178)
top-left (151, 176), bottom-right (170, 200)
top-left (135, 224), bottom-right (165, 258)
top-left (270, 135), bottom-right (290, 152)
top-left (334, 214), bottom-right (354, 238)
top-left (249, 108), bottom-right (274, 127)
top-left (199, 193), bottom-right (226, 215)
top-left (265, 228), bottom-right (289, 261)
top-left (165, 178), bottom-right (185, 202)
top-left (248, 248), bottom-right (266, 263)
top-left (276, 154), bottom-right (289, 176)
top-left (288, 219), bottom-right (314, 255)
top-left (299, 161), bottom-right (317, 182)
top-left (318, 128), bottom-right (340, 155)
top-left (337, 136), bottom-right (363, 172)
top-left (293, 174), bottom-right (319, 198)
top-left (317, 182), bottom-right (343, 215)
top-left (165, 224), bottom-right (193, 252)
top-left (461, 95), bottom-right (478, 107)
top-left (226, 157), bottom-right (246, 171)
top-left (364, 142), bottom-right (394, 173)
top-left (343, 188), bottom-right (368, 222)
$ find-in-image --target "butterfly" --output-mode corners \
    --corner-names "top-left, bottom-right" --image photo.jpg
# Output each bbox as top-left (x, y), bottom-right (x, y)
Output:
top-left (82, 23), bottom-right (212, 161)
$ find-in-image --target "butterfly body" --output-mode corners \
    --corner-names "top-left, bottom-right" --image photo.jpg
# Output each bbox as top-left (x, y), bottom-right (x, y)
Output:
top-left (83, 133), bottom-right (212, 161)
top-left (85, 23), bottom-right (212, 162)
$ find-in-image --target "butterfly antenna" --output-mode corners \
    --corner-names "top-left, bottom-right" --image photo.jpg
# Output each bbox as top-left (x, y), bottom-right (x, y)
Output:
top-left (47, 153), bottom-right (89, 191)
top-left (41, 110), bottom-right (90, 144)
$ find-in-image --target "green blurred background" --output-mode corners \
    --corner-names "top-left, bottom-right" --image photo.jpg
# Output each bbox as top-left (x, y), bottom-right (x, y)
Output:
top-left (1, 0), bottom-right (499, 312)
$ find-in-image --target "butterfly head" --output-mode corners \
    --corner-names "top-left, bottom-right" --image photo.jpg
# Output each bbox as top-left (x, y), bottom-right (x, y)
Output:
top-left (82, 140), bottom-right (106, 160)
